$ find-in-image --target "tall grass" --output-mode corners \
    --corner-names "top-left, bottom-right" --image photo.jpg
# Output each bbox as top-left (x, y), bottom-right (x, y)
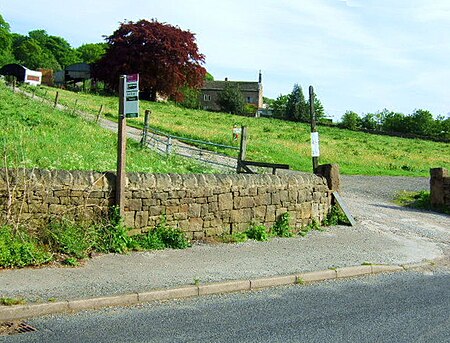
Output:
top-left (1, 82), bottom-right (215, 173)
top-left (27, 84), bottom-right (449, 176)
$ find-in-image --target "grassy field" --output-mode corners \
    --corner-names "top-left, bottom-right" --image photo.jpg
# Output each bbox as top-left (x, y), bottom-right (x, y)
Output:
top-left (23, 85), bottom-right (450, 176)
top-left (0, 82), bottom-right (214, 173)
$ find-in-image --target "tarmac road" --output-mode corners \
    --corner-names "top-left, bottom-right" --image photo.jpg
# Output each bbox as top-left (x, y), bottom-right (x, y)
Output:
top-left (3, 268), bottom-right (449, 343)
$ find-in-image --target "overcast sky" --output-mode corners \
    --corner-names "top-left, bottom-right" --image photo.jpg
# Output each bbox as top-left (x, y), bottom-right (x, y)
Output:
top-left (1, 0), bottom-right (449, 119)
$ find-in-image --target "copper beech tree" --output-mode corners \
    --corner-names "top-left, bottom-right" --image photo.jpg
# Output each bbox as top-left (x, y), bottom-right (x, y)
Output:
top-left (94, 19), bottom-right (206, 101)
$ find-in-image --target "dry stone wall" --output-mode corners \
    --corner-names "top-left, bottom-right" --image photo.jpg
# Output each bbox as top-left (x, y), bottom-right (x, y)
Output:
top-left (0, 169), bottom-right (332, 239)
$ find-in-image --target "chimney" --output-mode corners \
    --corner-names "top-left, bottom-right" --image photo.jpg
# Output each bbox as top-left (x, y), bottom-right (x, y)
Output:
top-left (258, 70), bottom-right (262, 83)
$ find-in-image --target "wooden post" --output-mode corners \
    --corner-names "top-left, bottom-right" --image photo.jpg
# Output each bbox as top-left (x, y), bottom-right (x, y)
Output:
top-left (309, 86), bottom-right (319, 172)
top-left (166, 137), bottom-right (172, 155)
top-left (54, 91), bottom-right (59, 108)
top-left (237, 126), bottom-right (247, 173)
top-left (116, 76), bottom-right (127, 217)
top-left (72, 99), bottom-right (78, 115)
top-left (12, 77), bottom-right (16, 92)
top-left (141, 109), bottom-right (150, 147)
top-left (96, 104), bottom-right (103, 123)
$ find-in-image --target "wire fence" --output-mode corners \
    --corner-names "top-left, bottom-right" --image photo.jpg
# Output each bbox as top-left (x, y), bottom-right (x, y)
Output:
top-left (142, 125), bottom-right (240, 171)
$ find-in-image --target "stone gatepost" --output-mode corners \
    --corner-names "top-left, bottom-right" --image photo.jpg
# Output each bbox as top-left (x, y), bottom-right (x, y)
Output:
top-left (430, 167), bottom-right (448, 208)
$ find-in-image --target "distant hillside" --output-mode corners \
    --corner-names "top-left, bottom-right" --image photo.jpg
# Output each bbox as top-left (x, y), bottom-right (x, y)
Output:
top-left (16, 84), bottom-right (450, 177)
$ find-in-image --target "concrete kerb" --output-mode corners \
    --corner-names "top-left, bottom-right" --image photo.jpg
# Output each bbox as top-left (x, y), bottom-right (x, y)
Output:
top-left (0, 262), bottom-right (429, 322)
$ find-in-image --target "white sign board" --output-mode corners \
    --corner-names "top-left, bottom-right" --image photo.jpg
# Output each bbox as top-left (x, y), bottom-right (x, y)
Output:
top-left (124, 74), bottom-right (139, 118)
top-left (311, 132), bottom-right (320, 157)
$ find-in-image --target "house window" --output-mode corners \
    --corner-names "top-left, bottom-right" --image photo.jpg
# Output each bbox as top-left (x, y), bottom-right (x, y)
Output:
top-left (247, 96), bottom-right (253, 103)
top-left (203, 94), bottom-right (211, 101)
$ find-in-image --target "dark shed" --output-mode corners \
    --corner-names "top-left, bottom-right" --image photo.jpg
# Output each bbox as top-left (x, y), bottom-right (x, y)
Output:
top-left (0, 63), bottom-right (26, 81)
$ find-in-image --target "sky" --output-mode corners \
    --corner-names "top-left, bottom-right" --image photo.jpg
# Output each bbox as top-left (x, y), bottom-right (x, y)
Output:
top-left (1, 0), bottom-right (449, 120)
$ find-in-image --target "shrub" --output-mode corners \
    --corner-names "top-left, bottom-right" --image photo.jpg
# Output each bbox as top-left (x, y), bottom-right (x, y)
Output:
top-left (322, 206), bottom-right (350, 226)
top-left (271, 213), bottom-right (294, 237)
top-left (133, 218), bottom-right (190, 250)
top-left (245, 224), bottom-right (269, 241)
top-left (0, 226), bottom-right (52, 268)
top-left (44, 219), bottom-right (97, 259)
top-left (94, 207), bottom-right (132, 254)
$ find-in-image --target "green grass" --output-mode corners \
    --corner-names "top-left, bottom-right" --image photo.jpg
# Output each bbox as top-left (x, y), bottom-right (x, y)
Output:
top-left (1, 82), bottom-right (215, 173)
top-left (25, 84), bottom-right (450, 176)
top-left (394, 190), bottom-right (450, 215)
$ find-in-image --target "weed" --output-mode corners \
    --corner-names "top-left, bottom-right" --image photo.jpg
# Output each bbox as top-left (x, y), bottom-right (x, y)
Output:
top-left (193, 278), bottom-right (201, 286)
top-left (219, 232), bottom-right (248, 243)
top-left (132, 217), bottom-right (190, 250)
top-left (298, 220), bottom-right (322, 237)
top-left (0, 297), bottom-right (26, 306)
top-left (361, 261), bottom-right (373, 266)
top-left (43, 218), bottom-right (97, 259)
top-left (94, 207), bottom-right (132, 254)
top-left (0, 226), bottom-right (52, 268)
top-left (296, 277), bottom-right (305, 285)
top-left (62, 257), bottom-right (80, 266)
top-left (48, 297), bottom-right (57, 303)
top-left (322, 205), bottom-right (350, 226)
top-left (245, 223), bottom-right (269, 241)
top-left (271, 213), bottom-right (293, 237)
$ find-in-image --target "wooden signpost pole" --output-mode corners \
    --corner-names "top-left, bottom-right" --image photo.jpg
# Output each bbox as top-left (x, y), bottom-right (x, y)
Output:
top-left (116, 75), bottom-right (127, 216)
top-left (309, 86), bottom-right (319, 172)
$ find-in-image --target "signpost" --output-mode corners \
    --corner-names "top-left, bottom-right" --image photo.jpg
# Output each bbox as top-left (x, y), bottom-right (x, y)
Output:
top-left (309, 86), bottom-right (319, 172)
top-left (124, 74), bottom-right (139, 118)
top-left (116, 74), bottom-right (139, 216)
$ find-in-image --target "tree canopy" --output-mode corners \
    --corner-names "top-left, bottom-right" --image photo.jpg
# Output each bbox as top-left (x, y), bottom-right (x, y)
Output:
top-left (94, 19), bottom-right (206, 101)
top-left (217, 82), bottom-right (245, 114)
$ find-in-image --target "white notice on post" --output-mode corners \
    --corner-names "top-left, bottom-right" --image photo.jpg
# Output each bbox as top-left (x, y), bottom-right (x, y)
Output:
top-left (124, 74), bottom-right (139, 118)
top-left (311, 132), bottom-right (320, 157)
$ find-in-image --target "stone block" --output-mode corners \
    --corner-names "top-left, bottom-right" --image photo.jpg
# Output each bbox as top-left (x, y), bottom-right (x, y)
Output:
top-left (126, 199), bottom-right (142, 211)
top-left (188, 203), bottom-right (201, 217)
top-left (218, 193), bottom-right (233, 211)
top-left (124, 211), bottom-right (135, 228)
top-left (189, 217), bottom-right (204, 231)
top-left (234, 196), bottom-right (255, 209)
top-left (135, 211), bottom-right (149, 228)
top-left (149, 205), bottom-right (164, 216)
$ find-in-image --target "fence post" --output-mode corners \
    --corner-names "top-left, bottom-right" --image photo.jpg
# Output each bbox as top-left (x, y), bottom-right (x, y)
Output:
top-left (141, 109), bottom-right (150, 147)
top-left (72, 99), bottom-right (78, 115)
top-left (54, 91), bottom-right (59, 108)
top-left (96, 104), bottom-right (103, 123)
top-left (166, 136), bottom-right (172, 155)
top-left (237, 126), bottom-right (247, 173)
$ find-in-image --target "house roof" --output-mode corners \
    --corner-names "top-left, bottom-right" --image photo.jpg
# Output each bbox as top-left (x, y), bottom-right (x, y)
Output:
top-left (202, 80), bottom-right (260, 92)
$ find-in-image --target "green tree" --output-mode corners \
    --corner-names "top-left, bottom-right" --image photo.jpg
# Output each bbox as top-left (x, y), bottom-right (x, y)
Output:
top-left (381, 111), bottom-right (406, 133)
top-left (307, 96), bottom-right (325, 121)
top-left (217, 82), bottom-right (245, 114)
top-left (340, 111), bottom-right (361, 130)
top-left (361, 113), bottom-right (379, 130)
top-left (28, 30), bottom-right (79, 68)
top-left (76, 43), bottom-right (107, 64)
top-left (405, 109), bottom-right (436, 136)
top-left (271, 94), bottom-right (289, 118)
top-left (13, 38), bottom-right (57, 70)
top-left (0, 15), bottom-right (15, 66)
top-left (285, 84), bottom-right (309, 121)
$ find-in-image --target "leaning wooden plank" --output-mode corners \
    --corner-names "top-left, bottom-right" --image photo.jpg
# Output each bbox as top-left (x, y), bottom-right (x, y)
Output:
top-left (332, 191), bottom-right (356, 226)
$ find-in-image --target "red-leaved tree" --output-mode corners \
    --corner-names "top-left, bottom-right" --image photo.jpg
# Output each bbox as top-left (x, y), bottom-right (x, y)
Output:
top-left (94, 19), bottom-right (206, 101)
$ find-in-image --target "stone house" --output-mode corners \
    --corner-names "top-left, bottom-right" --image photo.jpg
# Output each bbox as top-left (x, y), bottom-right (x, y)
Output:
top-left (200, 71), bottom-right (263, 111)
